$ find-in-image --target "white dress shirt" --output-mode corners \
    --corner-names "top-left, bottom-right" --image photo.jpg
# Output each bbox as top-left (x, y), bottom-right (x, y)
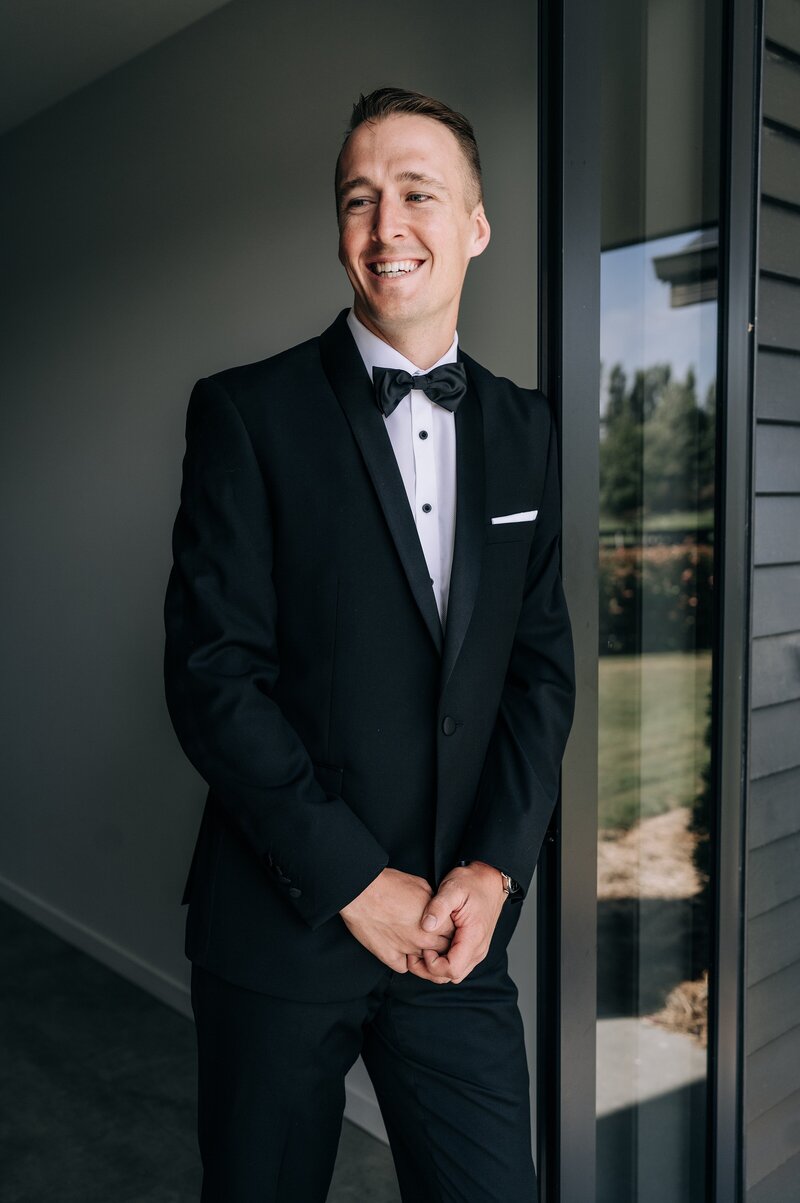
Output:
top-left (346, 309), bottom-right (458, 626)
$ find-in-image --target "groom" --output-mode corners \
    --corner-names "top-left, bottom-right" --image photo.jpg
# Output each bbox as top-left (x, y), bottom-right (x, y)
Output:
top-left (164, 87), bottom-right (575, 1202)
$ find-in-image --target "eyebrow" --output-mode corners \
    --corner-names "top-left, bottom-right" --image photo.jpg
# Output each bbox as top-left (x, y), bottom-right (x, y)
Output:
top-left (337, 171), bottom-right (450, 202)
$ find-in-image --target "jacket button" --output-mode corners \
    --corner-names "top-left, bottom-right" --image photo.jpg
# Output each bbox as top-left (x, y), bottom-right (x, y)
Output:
top-left (442, 716), bottom-right (457, 736)
top-left (288, 887), bottom-right (302, 898)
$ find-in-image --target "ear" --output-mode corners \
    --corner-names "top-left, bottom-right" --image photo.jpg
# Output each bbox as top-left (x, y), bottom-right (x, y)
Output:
top-left (468, 207), bottom-right (491, 260)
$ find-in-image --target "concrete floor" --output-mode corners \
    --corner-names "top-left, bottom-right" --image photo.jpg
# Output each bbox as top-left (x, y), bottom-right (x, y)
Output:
top-left (0, 900), bottom-right (400, 1202)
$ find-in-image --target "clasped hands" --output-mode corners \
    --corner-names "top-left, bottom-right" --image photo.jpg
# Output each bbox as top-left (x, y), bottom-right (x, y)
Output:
top-left (339, 862), bottom-right (506, 985)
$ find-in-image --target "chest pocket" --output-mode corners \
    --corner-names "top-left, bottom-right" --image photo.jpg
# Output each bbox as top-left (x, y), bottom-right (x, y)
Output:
top-left (485, 516), bottom-right (538, 545)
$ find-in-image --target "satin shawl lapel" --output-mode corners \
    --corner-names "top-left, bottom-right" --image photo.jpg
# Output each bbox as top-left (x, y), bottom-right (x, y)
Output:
top-left (441, 352), bottom-right (485, 689)
top-left (319, 310), bottom-right (443, 655)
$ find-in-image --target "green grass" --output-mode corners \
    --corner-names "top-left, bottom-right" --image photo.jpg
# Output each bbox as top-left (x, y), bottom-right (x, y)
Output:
top-left (598, 650), bottom-right (712, 830)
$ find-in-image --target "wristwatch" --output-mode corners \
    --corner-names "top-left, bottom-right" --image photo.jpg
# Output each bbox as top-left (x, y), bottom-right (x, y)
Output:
top-left (500, 871), bottom-right (522, 897)
top-left (458, 859), bottom-right (520, 896)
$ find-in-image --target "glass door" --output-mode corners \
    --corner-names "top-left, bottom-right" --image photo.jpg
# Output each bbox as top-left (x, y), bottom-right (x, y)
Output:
top-left (595, 2), bottom-right (723, 1200)
top-left (545, 0), bottom-right (754, 1198)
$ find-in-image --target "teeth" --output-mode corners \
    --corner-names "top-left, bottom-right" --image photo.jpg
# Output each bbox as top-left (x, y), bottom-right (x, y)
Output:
top-left (371, 260), bottom-right (421, 276)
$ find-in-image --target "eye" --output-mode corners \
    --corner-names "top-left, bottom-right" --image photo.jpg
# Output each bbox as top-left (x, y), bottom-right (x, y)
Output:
top-left (408, 193), bottom-right (432, 203)
top-left (344, 197), bottom-right (372, 210)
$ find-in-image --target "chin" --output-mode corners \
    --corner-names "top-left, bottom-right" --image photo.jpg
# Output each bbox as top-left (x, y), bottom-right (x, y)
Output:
top-left (370, 292), bottom-right (424, 319)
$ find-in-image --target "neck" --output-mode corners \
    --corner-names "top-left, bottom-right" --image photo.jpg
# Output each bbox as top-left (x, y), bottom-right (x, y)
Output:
top-left (353, 304), bottom-right (456, 371)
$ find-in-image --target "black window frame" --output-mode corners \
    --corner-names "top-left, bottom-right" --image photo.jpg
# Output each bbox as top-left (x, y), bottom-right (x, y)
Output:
top-left (535, 1), bottom-right (761, 1200)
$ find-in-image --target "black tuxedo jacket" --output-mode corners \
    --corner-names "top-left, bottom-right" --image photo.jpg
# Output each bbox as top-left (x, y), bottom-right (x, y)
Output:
top-left (164, 308), bottom-right (575, 1002)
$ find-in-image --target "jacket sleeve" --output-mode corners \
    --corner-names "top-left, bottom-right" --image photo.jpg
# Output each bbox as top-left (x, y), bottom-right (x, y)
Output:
top-left (164, 376), bottom-right (389, 929)
top-left (455, 409), bottom-right (576, 896)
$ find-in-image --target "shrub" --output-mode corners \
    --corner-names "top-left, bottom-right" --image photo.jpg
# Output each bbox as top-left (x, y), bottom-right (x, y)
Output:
top-left (599, 541), bottom-right (714, 655)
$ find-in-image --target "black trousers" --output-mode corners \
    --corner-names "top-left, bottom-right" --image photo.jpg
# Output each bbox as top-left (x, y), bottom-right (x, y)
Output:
top-left (190, 951), bottom-right (538, 1202)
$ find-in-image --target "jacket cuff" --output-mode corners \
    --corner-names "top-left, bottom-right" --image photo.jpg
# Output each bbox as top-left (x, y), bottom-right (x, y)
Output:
top-left (263, 799), bottom-right (390, 931)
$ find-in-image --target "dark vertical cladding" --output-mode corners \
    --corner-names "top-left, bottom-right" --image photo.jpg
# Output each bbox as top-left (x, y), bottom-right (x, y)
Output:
top-left (745, 1), bottom-right (800, 1200)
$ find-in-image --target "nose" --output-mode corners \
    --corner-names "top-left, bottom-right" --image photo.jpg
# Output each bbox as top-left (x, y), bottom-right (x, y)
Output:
top-left (372, 195), bottom-right (407, 243)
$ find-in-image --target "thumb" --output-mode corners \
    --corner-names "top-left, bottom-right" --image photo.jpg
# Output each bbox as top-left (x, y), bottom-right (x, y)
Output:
top-left (421, 882), bottom-right (464, 931)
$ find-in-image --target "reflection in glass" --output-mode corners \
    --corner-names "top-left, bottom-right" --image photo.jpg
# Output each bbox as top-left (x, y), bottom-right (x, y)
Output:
top-left (596, 2), bottom-right (722, 1195)
top-left (596, 227), bottom-right (716, 1203)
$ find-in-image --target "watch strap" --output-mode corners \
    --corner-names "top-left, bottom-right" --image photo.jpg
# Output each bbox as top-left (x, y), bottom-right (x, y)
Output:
top-left (500, 871), bottom-right (522, 896)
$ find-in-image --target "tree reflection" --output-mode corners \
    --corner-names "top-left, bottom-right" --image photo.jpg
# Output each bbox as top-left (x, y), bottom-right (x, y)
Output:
top-left (597, 350), bottom-right (715, 1052)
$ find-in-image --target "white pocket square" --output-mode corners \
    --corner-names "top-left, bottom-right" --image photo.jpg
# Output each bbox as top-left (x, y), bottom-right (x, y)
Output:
top-left (491, 510), bottom-right (538, 525)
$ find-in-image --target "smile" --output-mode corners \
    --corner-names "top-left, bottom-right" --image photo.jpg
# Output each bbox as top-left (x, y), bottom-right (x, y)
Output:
top-left (368, 260), bottom-right (423, 277)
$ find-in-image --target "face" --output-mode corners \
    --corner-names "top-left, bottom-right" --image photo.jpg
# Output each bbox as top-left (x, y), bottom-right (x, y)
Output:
top-left (336, 114), bottom-right (491, 346)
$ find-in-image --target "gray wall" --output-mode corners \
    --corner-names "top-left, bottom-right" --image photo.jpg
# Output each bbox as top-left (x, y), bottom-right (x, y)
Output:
top-left (0, 0), bottom-right (538, 1142)
top-left (746, 1), bottom-right (800, 1198)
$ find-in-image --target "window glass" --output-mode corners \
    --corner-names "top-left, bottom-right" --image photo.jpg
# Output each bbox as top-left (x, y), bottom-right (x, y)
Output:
top-left (596, 2), bottom-right (722, 1199)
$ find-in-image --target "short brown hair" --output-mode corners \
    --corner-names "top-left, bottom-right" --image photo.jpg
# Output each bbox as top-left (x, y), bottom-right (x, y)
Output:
top-left (335, 87), bottom-right (484, 213)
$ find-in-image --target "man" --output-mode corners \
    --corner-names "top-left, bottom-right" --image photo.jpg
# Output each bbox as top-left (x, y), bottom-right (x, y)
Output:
top-left (164, 87), bottom-right (575, 1202)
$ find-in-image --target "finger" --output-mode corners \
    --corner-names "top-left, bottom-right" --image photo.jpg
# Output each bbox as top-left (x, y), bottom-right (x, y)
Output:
top-left (400, 931), bottom-right (450, 955)
top-left (421, 947), bottom-right (457, 980)
top-left (438, 916), bottom-right (457, 940)
top-left (379, 949), bottom-right (409, 974)
top-left (420, 883), bottom-right (466, 933)
top-left (408, 953), bottom-right (451, 983)
top-left (419, 920), bottom-right (456, 943)
top-left (443, 947), bottom-right (486, 982)
top-left (406, 952), bottom-right (449, 981)
top-left (422, 930), bottom-right (481, 983)
top-left (407, 950), bottom-right (447, 976)
top-left (417, 933), bottom-right (452, 954)
top-left (442, 924), bottom-right (485, 979)
top-left (419, 952), bottom-right (472, 984)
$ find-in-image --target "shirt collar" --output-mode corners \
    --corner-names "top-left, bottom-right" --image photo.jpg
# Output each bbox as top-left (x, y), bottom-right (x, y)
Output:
top-left (346, 308), bottom-right (459, 381)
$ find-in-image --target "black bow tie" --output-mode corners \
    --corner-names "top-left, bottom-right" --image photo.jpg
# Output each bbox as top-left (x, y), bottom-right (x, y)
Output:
top-left (372, 362), bottom-right (467, 418)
